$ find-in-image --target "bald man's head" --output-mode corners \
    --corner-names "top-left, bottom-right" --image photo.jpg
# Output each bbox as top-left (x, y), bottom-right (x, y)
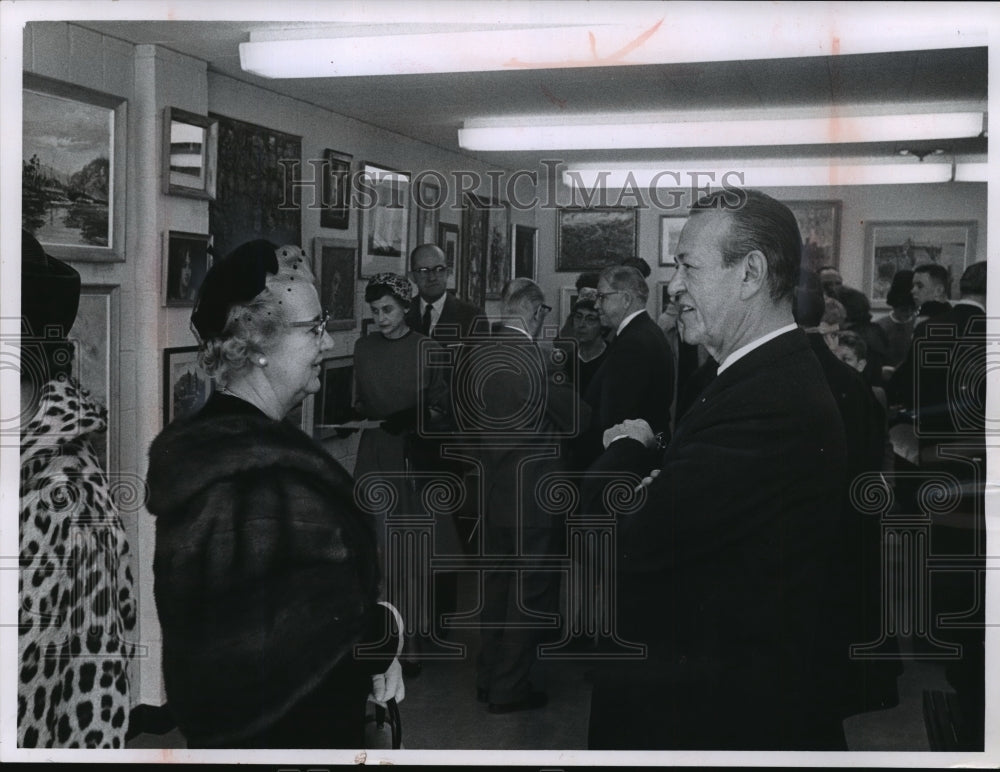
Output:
top-left (410, 243), bottom-right (449, 302)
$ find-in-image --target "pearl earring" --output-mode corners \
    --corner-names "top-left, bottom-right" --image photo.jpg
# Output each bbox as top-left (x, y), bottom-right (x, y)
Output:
top-left (258, 356), bottom-right (268, 367)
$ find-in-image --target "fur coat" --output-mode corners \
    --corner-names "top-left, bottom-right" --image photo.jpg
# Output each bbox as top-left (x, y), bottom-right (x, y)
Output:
top-left (146, 397), bottom-right (390, 747)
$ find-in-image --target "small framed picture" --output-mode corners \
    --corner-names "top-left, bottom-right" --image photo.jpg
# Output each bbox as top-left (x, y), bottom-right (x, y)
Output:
top-left (655, 272), bottom-right (678, 318)
top-left (162, 107), bottom-right (218, 200)
top-left (358, 162), bottom-right (411, 277)
top-left (163, 231), bottom-right (212, 307)
top-left (320, 148), bottom-right (352, 229)
top-left (316, 356), bottom-right (356, 428)
top-left (556, 207), bottom-right (637, 272)
top-left (437, 221), bottom-right (459, 291)
top-left (513, 224), bottom-right (537, 280)
top-left (163, 346), bottom-right (213, 425)
top-left (313, 236), bottom-right (358, 331)
top-left (415, 176), bottom-right (442, 247)
top-left (659, 216), bottom-right (685, 266)
top-left (560, 286), bottom-right (579, 323)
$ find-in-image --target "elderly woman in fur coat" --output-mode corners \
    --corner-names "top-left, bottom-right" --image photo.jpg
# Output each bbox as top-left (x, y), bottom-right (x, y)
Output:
top-left (147, 240), bottom-right (403, 749)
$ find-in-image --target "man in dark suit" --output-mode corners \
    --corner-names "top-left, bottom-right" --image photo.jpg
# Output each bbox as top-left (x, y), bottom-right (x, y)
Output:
top-left (585, 189), bottom-right (849, 750)
top-left (578, 264), bottom-right (674, 469)
top-left (472, 278), bottom-right (580, 713)
top-left (405, 243), bottom-right (483, 341)
top-left (910, 262), bottom-right (953, 324)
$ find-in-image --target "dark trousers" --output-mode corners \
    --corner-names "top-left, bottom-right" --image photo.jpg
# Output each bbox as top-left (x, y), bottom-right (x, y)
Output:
top-left (476, 525), bottom-right (560, 704)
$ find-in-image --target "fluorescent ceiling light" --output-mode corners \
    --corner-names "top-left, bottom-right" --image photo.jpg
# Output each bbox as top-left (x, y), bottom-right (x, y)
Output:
top-left (239, 6), bottom-right (986, 79)
top-left (459, 110), bottom-right (985, 151)
top-left (562, 160), bottom-right (985, 188)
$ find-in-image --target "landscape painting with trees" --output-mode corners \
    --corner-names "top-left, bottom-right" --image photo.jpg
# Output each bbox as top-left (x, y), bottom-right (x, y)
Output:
top-left (22, 88), bottom-right (113, 249)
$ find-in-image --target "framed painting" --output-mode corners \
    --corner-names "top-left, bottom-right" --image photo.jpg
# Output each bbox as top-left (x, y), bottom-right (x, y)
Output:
top-left (659, 216), bottom-right (685, 266)
top-left (162, 107), bottom-right (218, 200)
top-left (358, 162), bottom-right (411, 277)
top-left (68, 285), bottom-right (120, 474)
top-left (513, 224), bottom-right (538, 280)
top-left (560, 286), bottom-right (579, 323)
top-left (163, 231), bottom-right (212, 307)
top-left (22, 73), bottom-right (127, 262)
top-left (163, 346), bottom-right (214, 426)
top-left (556, 207), bottom-right (637, 272)
top-left (320, 148), bottom-right (352, 230)
top-left (864, 221), bottom-right (977, 307)
top-left (785, 200), bottom-right (842, 274)
top-left (655, 272), bottom-right (678, 319)
top-left (461, 196), bottom-right (488, 308)
top-left (437, 221), bottom-right (460, 291)
top-left (208, 113), bottom-right (301, 262)
top-left (316, 356), bottom-right (356, 427)
top-left (313, 236), bottom-right (358, 331)
top-left (415, 176), bottom-right (442, 248)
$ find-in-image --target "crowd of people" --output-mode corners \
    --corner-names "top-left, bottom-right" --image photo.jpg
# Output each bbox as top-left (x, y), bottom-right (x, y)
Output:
top-left (18, 188), bottom-right (987, 751)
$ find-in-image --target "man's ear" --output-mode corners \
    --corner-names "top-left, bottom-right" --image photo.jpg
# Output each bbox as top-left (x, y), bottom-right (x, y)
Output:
top-left (740, 250), bottom-right (768, 298)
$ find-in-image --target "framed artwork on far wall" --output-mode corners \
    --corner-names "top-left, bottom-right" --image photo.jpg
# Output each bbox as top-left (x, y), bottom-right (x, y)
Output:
top-left (358, 162), bottom-right (411, 277)
top-left (316, 355), bottom-right (356, 430)
top-left (163, 231), bottom-right (212, 307)
top-left (655, 270), bottom-right (678, 319)
top-left (461, 196), bottom-right (488, 307)
top-left (162, 107), bottom-right (218, 200)
top-left (864, 220), bottom-right (977, 307)
top-left (556, 207), bottom-right (637, 272)
top-left (785, 200), bottom-right (842, 273)
top-left (659, 216), bottom-right (685, 266)
top-left (415, 176), bottom-right (443, 248)
top-left (163, 346), bottom-right (214, 426)
top-left (312, 236), bottom-right (358, 331)
top-left (320, 148), bottom-right (352, 230)
top-left (560, 286), bottom-right (579, 324)
top-left (23, 73), bottom-right (128, 262)
top-left (437, 221), bottom-right (460, 291)
top-left (513, 224), bottom-right (538, 280)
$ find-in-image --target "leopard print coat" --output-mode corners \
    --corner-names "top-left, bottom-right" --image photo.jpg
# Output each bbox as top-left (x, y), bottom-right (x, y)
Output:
top-left (18, 377), bottom-right (137, 748)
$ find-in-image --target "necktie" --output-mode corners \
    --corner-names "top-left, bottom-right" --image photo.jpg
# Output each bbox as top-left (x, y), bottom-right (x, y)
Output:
top-left (421, 303), bottom-right (434, 335)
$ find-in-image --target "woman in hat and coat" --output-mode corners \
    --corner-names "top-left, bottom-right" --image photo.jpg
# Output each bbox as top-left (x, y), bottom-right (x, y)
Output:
top-left (146, 240), bottom-right (403, 748)
top-left (18, 231), bottom-right (137, 748)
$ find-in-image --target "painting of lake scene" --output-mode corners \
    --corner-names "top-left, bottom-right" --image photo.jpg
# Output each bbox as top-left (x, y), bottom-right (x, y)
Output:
top-left (22, 88), bottom-right (114, 250)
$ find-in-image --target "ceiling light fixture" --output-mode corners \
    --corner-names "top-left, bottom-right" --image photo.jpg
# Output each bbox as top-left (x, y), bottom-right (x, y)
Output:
top-left (459, 109), bottom-right (985, 152)
top-left (238, 8), bottom-right (986, 79)
top-left (562, 158), bottom-right (986, 188)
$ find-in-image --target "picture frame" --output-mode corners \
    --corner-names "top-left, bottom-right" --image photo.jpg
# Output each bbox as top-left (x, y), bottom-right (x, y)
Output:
top-left (22, 73), bottom-right (127, 262)
top-left (659, 216), bottom-right (685, 266)
top-left (163, 231), bottom-right (212, 307)
top-left (320, 148), bottom-right (352, 229)
top-left (513, 224), bottom-right (538, 280)
top-left (162, 106), bottom-right (218, 200)
top-left (864, 220), bottom-right (978, 307)
top-left (437, 221), bottom-right (460, 291)
top-left (415, 176), bottom-right (442, 248)
top-left (560, 286), bottom-right (580, 323)
top-left (655, 273), bottom-right (678, 319)
top-left (69, 285), bottom-right (121, 475)
top-left (461, 195), bottom-right (488, 307)
top-left (556, 207), bottom-right (638, 272)
top-left (462, 194), bottom-right (511, 301)
top-left (316, 355), bottom-right (356, 428)
top-left (785, 200), bottom-right (842, 273)
top-left (163, 346), bottom-right (214, 426)
top-left (209, 113), bottom-right (301, 263)
top-left (312, 236), bottom-right (358, 331)
top-left (358, 162), bottom-right (411, 277)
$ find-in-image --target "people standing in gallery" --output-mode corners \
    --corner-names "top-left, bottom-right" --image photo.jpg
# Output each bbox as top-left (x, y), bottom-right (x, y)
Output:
top-left (354, 272), bottom-right (450, 677)
top-left (875, 269), bottom-right (917, 377)
top-left (18, 231), bottom-right (137, 749)
top-left (147, 241), bottom-right (402, 748)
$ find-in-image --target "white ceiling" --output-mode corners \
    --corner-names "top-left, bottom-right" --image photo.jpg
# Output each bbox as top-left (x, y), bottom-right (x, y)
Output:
top-left (74, 17), bottom-right (988, 173)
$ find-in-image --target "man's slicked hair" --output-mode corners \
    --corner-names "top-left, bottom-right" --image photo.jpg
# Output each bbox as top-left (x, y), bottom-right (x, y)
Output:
top-left (914, 263), bottom-right (951, 298)
top-left (598, 264), bottom-right (649, 304)
top-left (690, 188), bottom-right (802, 302)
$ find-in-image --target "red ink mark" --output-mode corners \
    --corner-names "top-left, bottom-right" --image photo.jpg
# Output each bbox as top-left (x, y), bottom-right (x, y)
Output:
top-left (540, 85), bottom-right (568, 110)
top-left (505, 18), bottom-right (665, 69)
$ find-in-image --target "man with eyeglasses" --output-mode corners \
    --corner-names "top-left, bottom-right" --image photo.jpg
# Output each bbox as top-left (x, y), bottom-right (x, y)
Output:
top-left (576, 264), bottom-right (674, 469)
top-left (405, 243), bottom-right (483, 341)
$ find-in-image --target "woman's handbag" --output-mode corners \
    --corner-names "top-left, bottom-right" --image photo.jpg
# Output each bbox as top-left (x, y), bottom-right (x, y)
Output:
top-left (363, 697), bottom-right (402, 749)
